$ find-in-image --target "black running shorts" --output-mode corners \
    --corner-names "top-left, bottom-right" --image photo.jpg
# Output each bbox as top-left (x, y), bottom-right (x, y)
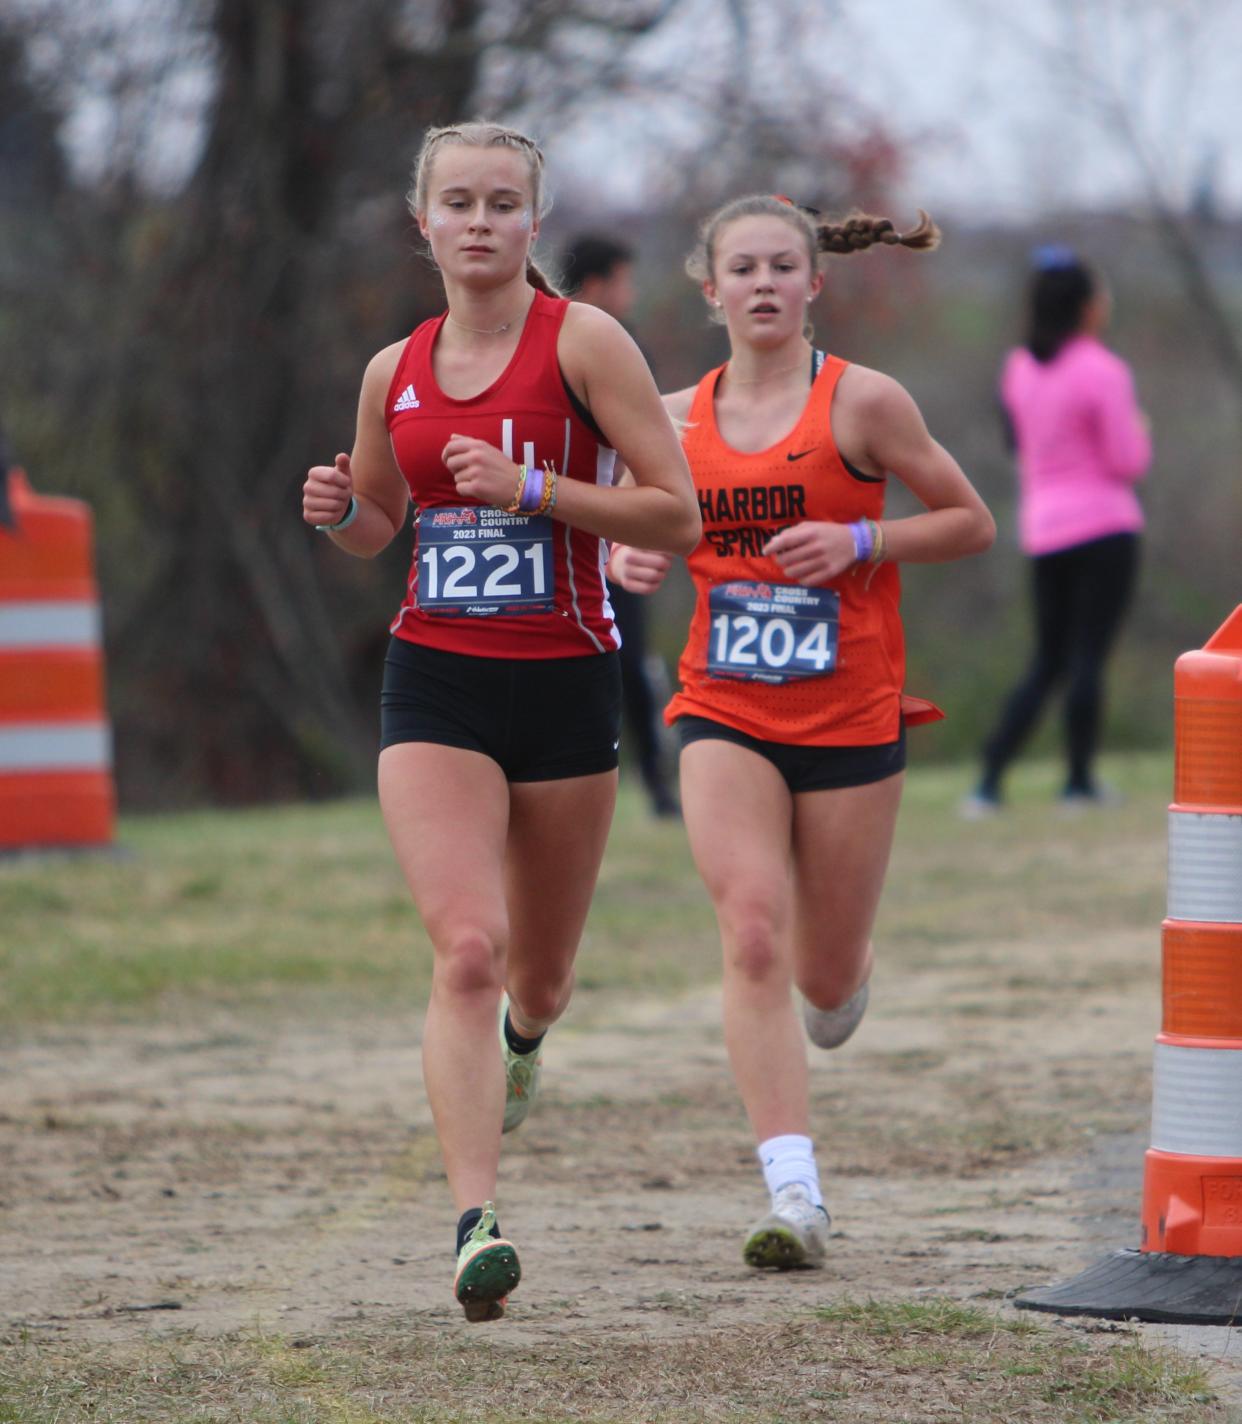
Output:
top-left (675, 713), bottom-right (905, 793)
top-left (380, 637), bottom-right (622, 783)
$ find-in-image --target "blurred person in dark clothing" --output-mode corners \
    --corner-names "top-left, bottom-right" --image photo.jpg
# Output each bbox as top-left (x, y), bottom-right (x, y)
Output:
top-left (560, 234), bottom-right (680, 817)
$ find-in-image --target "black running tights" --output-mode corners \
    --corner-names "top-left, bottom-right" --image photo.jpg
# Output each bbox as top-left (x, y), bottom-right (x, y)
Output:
top-left (980, 533), bottom-right (1139, 796)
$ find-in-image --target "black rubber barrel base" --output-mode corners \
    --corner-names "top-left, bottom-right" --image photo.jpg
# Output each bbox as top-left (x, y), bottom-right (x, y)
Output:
top-left (1015, 1248), bottom-right (1242, 1325)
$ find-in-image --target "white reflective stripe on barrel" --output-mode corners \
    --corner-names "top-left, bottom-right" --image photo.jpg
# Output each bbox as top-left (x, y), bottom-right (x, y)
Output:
top-left (0, 602), bottom-right (100, 650)
top-left (0, 722), bottom-right (111, 771)
top-left (1168, 811), bottom-right (1242, 923)
top-left (1151, 1042), bottom-right (1242, 1156)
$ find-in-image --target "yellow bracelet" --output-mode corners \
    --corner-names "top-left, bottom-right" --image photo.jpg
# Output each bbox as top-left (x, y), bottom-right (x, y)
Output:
top-left (536, 461), bottom-right (558, 516)
top-left (868, 519), bottom-right (886, 563)
top-left (504, 465), bottom-right (527, 515)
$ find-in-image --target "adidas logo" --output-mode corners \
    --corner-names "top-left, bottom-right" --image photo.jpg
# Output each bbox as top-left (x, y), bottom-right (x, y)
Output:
top-left (393, 383), bottom-right (420, 412)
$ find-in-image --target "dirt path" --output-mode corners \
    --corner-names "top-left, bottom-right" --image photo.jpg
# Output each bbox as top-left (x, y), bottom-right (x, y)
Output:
top-left (5, 936), bottom-right (1242, 1406)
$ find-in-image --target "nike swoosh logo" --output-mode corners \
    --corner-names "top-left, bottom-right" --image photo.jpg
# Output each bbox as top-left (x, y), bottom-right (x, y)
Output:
top-left (786, 448), bottom-right (816, 462)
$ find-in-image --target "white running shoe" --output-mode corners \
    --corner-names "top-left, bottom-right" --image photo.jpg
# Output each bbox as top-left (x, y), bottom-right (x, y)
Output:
top-left (743, 1183), bottom-right (830, 1269)
top-left (803, 982), bottom-right (869, 1049)
top-left (499, 994), bottom-right (542, 1134)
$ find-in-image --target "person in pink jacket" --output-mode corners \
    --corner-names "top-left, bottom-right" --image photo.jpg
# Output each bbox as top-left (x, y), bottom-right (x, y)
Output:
top-left (963, 247), bottom-right (1151, 814)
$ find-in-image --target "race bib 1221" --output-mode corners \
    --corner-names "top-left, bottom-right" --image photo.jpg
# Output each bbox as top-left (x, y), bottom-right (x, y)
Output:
top-left (417, 506), bottom-right (555, 617)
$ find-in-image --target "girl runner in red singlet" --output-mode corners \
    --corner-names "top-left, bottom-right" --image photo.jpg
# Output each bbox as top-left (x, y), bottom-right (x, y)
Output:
top-left (302, 122), bottom-right (699, 1322)
top-left (610, 195), bottom-right (994, 1269)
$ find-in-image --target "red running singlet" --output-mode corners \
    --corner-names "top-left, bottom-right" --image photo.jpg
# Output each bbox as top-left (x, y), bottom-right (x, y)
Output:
top-left (386, 290), bottom-right (620, 659)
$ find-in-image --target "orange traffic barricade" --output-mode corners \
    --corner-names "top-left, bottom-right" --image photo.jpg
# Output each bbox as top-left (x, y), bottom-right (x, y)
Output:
top-left (0, 469), bottom-right (115, 849)
top-left (1016, 606), bottom-right (1242, 1324)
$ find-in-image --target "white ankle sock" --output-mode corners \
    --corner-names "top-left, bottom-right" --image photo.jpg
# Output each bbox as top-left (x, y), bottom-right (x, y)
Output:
top-left (758, 1133), bottom-right (823, 1208)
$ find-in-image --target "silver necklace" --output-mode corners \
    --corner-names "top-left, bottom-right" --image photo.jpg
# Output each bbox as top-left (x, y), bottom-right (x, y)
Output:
top-left (447, 312), bottom-right (515, 336)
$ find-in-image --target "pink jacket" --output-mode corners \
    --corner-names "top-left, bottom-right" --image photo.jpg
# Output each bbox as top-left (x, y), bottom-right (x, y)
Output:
top-left (1001, 335), bottom-right (1151, 556)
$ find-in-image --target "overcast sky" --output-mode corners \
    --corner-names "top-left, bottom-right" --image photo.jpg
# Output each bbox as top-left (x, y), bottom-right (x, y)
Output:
top-left (44, 0), bottom-right (1242, 225)
top-left (838, 0), bottom-right (1240, 222)
top-left (551, 0), bottom-right (1242, 223)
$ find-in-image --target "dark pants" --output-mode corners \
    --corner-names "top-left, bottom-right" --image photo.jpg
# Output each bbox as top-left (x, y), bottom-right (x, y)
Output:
top-left (610, 584), bottom-right (676, 810)
top-left (980, 533), bottom-right (1138, 796)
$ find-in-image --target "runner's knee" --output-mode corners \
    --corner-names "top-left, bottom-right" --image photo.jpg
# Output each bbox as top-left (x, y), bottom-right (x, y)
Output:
top-left (721, 900), bottom-right (786, 986)
top-left (507, 966), bottom-right (574, 1025)
top-left (432, 924), bottom-right (505, 998)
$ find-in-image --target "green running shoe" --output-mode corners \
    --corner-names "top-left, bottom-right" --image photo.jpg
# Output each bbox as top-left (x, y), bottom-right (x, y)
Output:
top-left (454, 1203), bottom-right (520, 1322)
top-left (743, 1184), bottom-right (830, 1270)
top-left (499, 994), bottom-right (542, 1134)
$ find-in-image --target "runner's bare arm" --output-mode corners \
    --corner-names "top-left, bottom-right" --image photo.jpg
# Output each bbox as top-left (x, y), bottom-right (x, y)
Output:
top-left (609, 388), bottom-right (696, 490)
top-left (843, 367), bottom-right (993, 562)
top-left (766, 367), bottom-right (993, 584)
top-left (302, 344), bottom-right (412, 557)
top-left (605, 386), bottom-right (697, 590)
top-left (557, 308), bottom-right (700, 553)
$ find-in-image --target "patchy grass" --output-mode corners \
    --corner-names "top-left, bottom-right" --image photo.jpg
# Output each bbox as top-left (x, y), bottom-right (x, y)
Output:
top-left (0, 752), bottom-right (1170, 1025)
top-left (0, 789), bottom-right (711, 1024)
top-left (0, 1299), bottom-right (1223, 1424)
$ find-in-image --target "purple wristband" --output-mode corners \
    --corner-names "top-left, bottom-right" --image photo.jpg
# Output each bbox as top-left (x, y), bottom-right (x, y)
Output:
top-left (518, 465), bottom-right (543, 513)
top-left (849, 519), bottom-right (873, 563)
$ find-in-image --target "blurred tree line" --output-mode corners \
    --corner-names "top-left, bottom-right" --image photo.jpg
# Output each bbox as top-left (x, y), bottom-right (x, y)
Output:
top-left (2, 0), bottom-right (1239, 807)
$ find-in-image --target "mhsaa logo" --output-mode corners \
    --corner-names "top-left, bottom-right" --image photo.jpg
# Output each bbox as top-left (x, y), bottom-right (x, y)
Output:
top-left (431, 509), bottom-right (478, 527)
top-left (724, 580), bottom-right (772, 600)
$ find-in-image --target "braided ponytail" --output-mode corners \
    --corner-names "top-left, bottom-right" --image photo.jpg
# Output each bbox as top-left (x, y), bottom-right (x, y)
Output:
top-left (815, 209), bottom-right (941, 256)
top-left (525, 256), bottom-right (563, 298)
top-left (688, 195), bottom-right (941, 290)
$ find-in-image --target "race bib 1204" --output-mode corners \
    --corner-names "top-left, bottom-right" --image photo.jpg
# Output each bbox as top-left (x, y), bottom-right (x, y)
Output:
top-left (417, 507), bottom-right (555, 617)
top-left (707, 581), bottom-right (840, 683)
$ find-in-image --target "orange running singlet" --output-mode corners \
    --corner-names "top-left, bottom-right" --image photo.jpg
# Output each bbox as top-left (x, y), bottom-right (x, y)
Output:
top-left (666, 354), bottom-right (938, 746)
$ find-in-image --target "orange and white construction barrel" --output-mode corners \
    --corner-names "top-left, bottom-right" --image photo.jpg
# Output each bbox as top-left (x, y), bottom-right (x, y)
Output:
top-left (1016, 606), bottom-right (1242, 1324)
top-left (0, 469), bottom-right (115, 849)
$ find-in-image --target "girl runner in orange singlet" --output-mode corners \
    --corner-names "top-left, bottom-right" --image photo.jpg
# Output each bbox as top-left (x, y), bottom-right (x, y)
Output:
top-left (303, 122), bottom-right (699, 1321)
top-left (610, 195), bottom-right (994, 1268)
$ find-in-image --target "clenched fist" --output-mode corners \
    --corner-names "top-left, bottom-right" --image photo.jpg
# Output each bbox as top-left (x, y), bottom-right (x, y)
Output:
top-left (607, 543), bottom-right (673, 594)
top-left (442, 435), bottom-right (523, 508)
top-left (763, 521), bottom-right (858, 585)
top-left (304, 453), bottom-right (354, 527)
